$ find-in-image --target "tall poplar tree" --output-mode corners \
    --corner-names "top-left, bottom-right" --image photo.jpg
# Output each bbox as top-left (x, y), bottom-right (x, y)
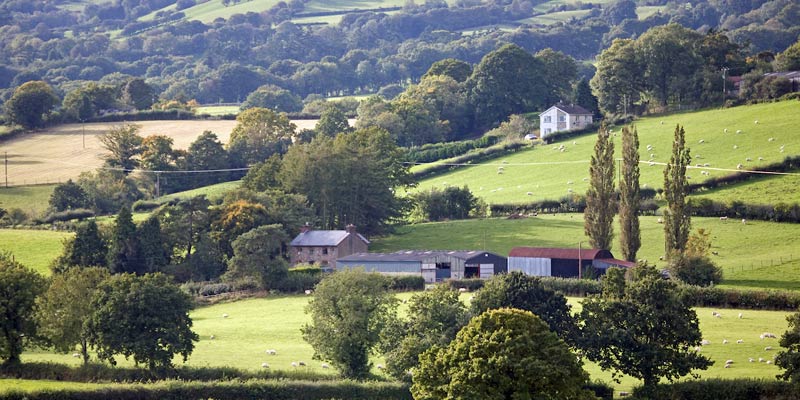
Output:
top-left (107, 206), bottom-right (143, 274)
top-left (584, 123), bottom-right (615, 250)
top-left (619, 125), bottom-right (641, 262)
top-left (663, 124), bottom-right (692, 256)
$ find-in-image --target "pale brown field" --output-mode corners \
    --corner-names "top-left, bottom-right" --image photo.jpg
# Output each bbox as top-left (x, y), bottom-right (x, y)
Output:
top-left (0, 119), bottom-right (324, 186)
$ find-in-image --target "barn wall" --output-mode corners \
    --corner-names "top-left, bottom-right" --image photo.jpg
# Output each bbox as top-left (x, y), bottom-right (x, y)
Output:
top-left (338, 261), bottom-right (421, 275)
top-left (508, 257), bottom-right (551, 276)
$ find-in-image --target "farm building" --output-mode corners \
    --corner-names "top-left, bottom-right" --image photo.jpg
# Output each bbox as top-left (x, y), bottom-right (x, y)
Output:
top-left (539, 103), bottom-right (593, 138)
top-left (508, 247), bottom-right (634, 278)
top-left (289, 224), bottom-right (369, 270)
top-left (337, 250), bottom-right (507, 283)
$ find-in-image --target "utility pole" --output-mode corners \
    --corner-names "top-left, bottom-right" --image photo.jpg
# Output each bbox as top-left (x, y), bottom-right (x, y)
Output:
top-left (578, 241), bottom-right (583, 279)
top-left (82, 120), bottom-right (86, 149)
top-left (4, 151), bottom-right (7, 188)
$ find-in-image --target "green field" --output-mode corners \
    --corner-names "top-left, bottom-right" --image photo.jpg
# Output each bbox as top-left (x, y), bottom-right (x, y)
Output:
top-left (689, 172), bottom-right (800, 205)
top-left (372, 215), bottom-right (800, 290)
top-left (637, 5), bottom-right (666, 19)
top-left (415, 101), bottom-right (800, 205)
top-left (156, 180), bottom-right (242, 203)
top-left (0, 184), bottom-right (55, 217)
top-left (0, 229), bottom-right (72, 275)
top-left (519, 10), bottom-right (591, 26)
top-left (195, 105), bottom-right (240, 116)
top-left (11, 294), bottom-right (793, 396)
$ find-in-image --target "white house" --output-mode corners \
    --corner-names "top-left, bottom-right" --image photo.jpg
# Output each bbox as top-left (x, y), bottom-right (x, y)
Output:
top-left (539, 104), bottom-right (593, 138)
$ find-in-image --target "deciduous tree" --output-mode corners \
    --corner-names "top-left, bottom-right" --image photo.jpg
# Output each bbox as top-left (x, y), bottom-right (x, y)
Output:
top-left (4, 81), bottom-right (59, 129)
top-left (107, 206), bottom-right (143, 274)
top-left (579, 266), bottom-right (712, 391)
top-left (222, 224), bottom-right (288, 288)
top-left (35, 267), bottom-right (110, 365)
top-left (228, 107), bottom-right (296, 165)
top-left (302, 270), bottom-right (397, 379)
top-left (315, 104), bottom-right (352, 137)
top-left (619, 125), bottom-right (641, 262)
top-left (664, 124), bottom-right (692, 256)
top-left (0, 253), bottom-right (46, 365)
top-left (412, 308), bottom-right (595, 400)
top-left (87, 273), bottom-right (198, 371)
top-left (49, 179), bottom-right (91, 212)
top-left (99, 124), bottom-right (143, 173)
top-left (585, 123), bottom-right (615, 251)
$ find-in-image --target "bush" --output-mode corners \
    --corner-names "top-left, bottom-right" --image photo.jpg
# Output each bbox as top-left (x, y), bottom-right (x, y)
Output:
top-left (585, 380), bottom-right (614, 400)
top-left (447, 278), bottom-right (485, 291)
top-left (132, 200), bottom-right (161, 212)
top-left (388, 275), bottom-right (425, 291)
top-left (42, 208), bottom-right (94, 223)
top-left (668, 254), bottom-right (723, 287)
top-left (198, 282), bottom-right (233, 297)
top-left (678, 285), bottom-right (800, 310)
top-left (630, 378), bottom-right (800, 400)
top-left (539, 277), bottom-right (603, 296)
top-left (275, 272), bottom-right (322, 293)
top-left (404, 135), bottom-right (500, 163)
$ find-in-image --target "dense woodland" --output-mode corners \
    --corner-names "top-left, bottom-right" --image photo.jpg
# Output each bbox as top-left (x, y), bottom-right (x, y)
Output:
top-left (0, 0), bottom-right (799, 127)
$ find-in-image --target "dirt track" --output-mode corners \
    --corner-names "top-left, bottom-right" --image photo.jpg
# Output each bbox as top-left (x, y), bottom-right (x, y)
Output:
top-left (0, 119), bottom-right (321, 186)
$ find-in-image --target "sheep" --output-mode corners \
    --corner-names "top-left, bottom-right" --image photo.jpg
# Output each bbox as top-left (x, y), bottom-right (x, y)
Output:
top-left (210, 335), bottom-right (215, 340)
top-left (712, 311), bottom-right (720, 317)
top-left (502, 160), bottom-right (508, 164)
top-left (737, 340), bottom-right (744, 344)
top-left (765, 346), bottom-right (773, 351)
top-left (720, 216), bottom-right (728, 221)
top-left (261, 362), bottom-right (270, 368)
top-left (755, 120), bottom-right (759, 124)
top-left (660, 121), bottom-right (664, 125)
top-left (762, 332), bottom-right (777, 338)
top-left (650, 153), bottom-right (655, 158)
top-left (695, 154), bottom-right (702, 159)
top-left (649, 162), bottom-right (656, 166)
top-left (573, 141), bottom-right (577, 145)
top-left (742, 219), bottom-right (747, 225)
top-left (723, 339), bottom-right (728, 344)
top-left (736, 129), bottom-right (742, 134)
top-left (222, 313), bottom-right (229, 318)
top-left (694, 346), bottom-right (701, 351)
top-left (746, 157), bottom-right (752, 162)
top-left (758, 157), bottom-right (764, 161)
top-left (620, 391), bottom-right (630, 397)
top-left (699, 139), bottom-right (705, 144)
top-left (458, 288), bottom-right (468, 293)
top-left (768, 137), bottom-right (775, 142)
top-left (737, 164), bottom-right (743, 170)
top-left (567, 180), bottom-right (573, 185)
top-left (733, 145), bottom-right (738, 149)
top-left (497, 170), bottom-right (504, 174)
top-left (749, 358), bottom-right (754, 363)
top-left (738, 312), bottom-right (743, 319)
top-left (266, 349), bottom-right (277, 355)
top-left (72, 353), bottom-right (81, 358)
top-left (759, 357), bottom-right (765, 362)
top-left (767, 360), bottom-right (772, 364)
top-left (582, 177), bottom-right (589, 182)
top-left (726, 359), bottom-right (734, 365)
top-left (497, 166), bottom-right (504, 171)
top-left (377, 364), bottom-right (385, 370)
top-left (657, 217), bottom-right (664, 224)
top-left (304, 289), bottom-right (313, 295)
top-left (701, 339), bottom-right (711, 345)
top-left (291, 362), bottom-right (298, 367)
top-left (703, 163), bottom-right (711, 167)
top-left (567, 188), bottom-right (573, 193)
top-left (724, 128), bottom-right (728, 133)
top-left (701, 171), bottom-right (709, 176)
top-left (712, 251), bottom-right (719, 256)
top-left (526, 192), bottom-right (533, 196)
top-left (724, 364), bottom-right (731, 368)
top-left (321, 363), bottom-right (330, 369)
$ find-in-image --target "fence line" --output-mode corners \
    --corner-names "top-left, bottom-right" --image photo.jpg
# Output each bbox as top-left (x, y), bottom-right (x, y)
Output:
top-left (720, 254), bottom-right (795, 274)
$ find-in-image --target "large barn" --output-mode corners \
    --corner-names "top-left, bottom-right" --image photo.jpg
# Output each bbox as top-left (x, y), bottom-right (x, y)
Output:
top-left (337, 250), bottom-right (508, 283)
top-left (508, 247), bottom-right (634, 278)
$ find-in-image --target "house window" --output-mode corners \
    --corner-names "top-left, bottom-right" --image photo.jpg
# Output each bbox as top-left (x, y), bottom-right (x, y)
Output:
top-left (544, 116), bottom-right (551, 123)
top-left (322, 248), bottom-right (328, 255)
top-left (545, 128), bottom-right (551, 134)
top-left (558, 115), bottom-right (566, 122)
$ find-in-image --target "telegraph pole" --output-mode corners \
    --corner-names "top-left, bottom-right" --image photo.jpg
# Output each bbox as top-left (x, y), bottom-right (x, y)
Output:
top-left (721, 67), bottom-right (730, 108)
top-left (578, 241), bottom-right (583, 279)
top-left (4, 151), bottom-right (7, 188)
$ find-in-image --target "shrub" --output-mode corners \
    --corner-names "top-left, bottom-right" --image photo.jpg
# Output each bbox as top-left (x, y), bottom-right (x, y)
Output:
top-left (668, 254), bottom-right (723, 287)
top-left (42, 208), bottom-right (94, 223)
top-left (132, 200), bottom-right (161, 212)
top-left (276, 272), bottom-right (322, 293)
top-left (388, 275), bottom-right (425, 291)
top-left (539, 277), bottom-right (603, 296)
top-left (198, 282), bottom-right (233, 297)
top-left (446, 278), bottom-right (485, 291)
top-left (630, 378), bottom-right (800, 400)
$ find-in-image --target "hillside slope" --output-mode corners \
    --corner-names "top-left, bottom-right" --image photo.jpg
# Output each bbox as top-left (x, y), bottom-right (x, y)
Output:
top-left (414, 101), bottom-right (800, 205)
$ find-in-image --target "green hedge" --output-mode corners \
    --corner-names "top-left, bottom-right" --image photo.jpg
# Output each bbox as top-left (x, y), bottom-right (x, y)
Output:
top-left (0, 379), bottom-right (412, 400)
top-left (447, 278), bottom-right (485, 291)
top-left (389, 275), bottom-right (425, 291)
top-left (404, 135), bottom-right (500, 163)
top-left (411, 141), bottom-right (526, 180)
top-left (688, 197), bottom-right (800, 223)
top-left (679, 285), bottom-right (800, 311)
top-left (630, 379), bottom-right (800, 400)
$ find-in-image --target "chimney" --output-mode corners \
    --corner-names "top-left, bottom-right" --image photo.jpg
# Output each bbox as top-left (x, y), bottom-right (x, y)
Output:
top-left (300, 222), bottom-right (312, 233)
top-left (345, 224), bottom-right (356, 234)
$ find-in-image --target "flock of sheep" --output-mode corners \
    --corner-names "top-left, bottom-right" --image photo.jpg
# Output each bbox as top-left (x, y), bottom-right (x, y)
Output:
top-left (697, 311), bottom-right (781, 369)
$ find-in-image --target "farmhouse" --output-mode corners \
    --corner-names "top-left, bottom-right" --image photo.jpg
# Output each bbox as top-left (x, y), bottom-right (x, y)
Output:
top-left (538, 104), bottom-right (594, 138)
top-left (337, 250), bottom-right (507, 283)
top-left (508, 247), bottom-right (634, 278)
top-left (289, 224), bottom-right (369, 270)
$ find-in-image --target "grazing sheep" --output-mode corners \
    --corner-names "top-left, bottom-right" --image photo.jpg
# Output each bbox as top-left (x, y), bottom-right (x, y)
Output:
top-left (657, 218), bottom-right (663, 224)
top-left (266, 349), bottom-right (277, 355)
top-left (758, 157), bottom-right (764, 161)
top-left (742, 219), bottom-right (746, 225)
top-left (736, 129), bottom-right (742, 134)
top-left (737, 164), bottom-right (743, 170)
top-left (726, 360), bottom-right (734, 364)
top-left (723, 339), bottom-right (728, 344)
top-left (765, 346), bottom-right (773, 351)
top-left (720, 216), bottom-right (728, 221)
top-left (695, 154), bottom-right (702, 159)
top-left (704, 163), bottom-right (710, 167)
top-left (262, 362), bottom-right (269, 368)
top-left (724, 364), bottom-right (731, 368)
top-left (701, 171), bottom-right (709, 176)
top-left (291, 362), bottom-right (298, 367)
top-left (746, 157), bottom-right (752, 161)
top-left (759, 358), bottom-right (765, 362)
top-left (767, 360), bottom-right (772, 364)
top-left (701, 339), bottom-right (711, 345)
top-left (72, 353), bottom-right (80, 358)
top-left (222, 313), bottom-right (229, 318)
top-left (582, 177), bottom-right (589, 181)
top-left (694, 346), bottom-right (701, 351)
top-left (733, 145), bottom-right (738, 149)
top-left (660, 121), bottom-right (664, 124)
top-left (724, 128), bottom-right (728, 133)
top-left (497, 166), bottom-right (504, 171)
top-left (377, 364), bottom-right (385, 370)
top-left (738, 313), bottom-right (743, 319)
top-left (497, 170), bottom-right (503, 174)
top-left (712, 311), bottom-right (720, 317)
top-left (458, 288), bottom-right (468, 293)
top-left (567, 188), bottom-right (573, 193)
top-left (749, 358), bottom-right (754, 363)
top-left (567, 180), bottom-right (573, 185)
top-left (304, 289), bottom-right (313, 295)
top-left (737, 340), bottom-right (744, 344)
top-left (650, 153), bottom-right (655, 158)
top-left (755, 120), bottom-right (759, 124)
top-left (502, 160), bottom-right (508, 164)
top-left (712, 251), bottom-right (719, 256)
top-left (699, 139), bottom-right (705, 144)
top-left (321, 363), bottom-right (329, 369)
top-left (526, 192), bottom-right (533, 196)
top-left (573, 141), bottom-right (577, 145)
top-left (768, 138), bottom-right (775, 142)
top-left (210, 335), bottom-right (215, 340)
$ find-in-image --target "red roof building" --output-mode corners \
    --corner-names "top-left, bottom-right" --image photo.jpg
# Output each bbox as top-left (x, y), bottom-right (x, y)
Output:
top-left (508, 247), bottom-right (633, 278)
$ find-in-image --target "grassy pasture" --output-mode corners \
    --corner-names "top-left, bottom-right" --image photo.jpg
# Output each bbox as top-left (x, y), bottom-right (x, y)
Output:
top-left (372, 215), bottom-right (800, 290)
top-left (195, 105), bottom-right (240, 116)
top-left (414, 101), bottom-right (800, 205)
top-left (637, 5), bottom-right (666, 19)
top-left (689, 171), bottom-right (800, 205)
top-left (0, 229), bottom-right (72, 275)
top-left (0, 185), bottom-right (56, 217)
top-left (13, 294), bottom-right (793, 396)
top-left (156, 180), bottom-right (242, 203)
top-left (518, 10), bottom-right (591, 25)
top-left (532, 0), bottom-right (614, 13)
top-left (2, 119), bottom-right (320, 186)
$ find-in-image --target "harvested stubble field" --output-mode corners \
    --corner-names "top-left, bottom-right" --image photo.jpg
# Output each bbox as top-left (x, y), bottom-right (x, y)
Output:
top-left (0, 119), bottom-right (321, 187)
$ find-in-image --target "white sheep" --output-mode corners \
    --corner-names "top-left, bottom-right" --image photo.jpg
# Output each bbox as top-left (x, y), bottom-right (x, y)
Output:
top-left (733, 145), bottom-right (738, 149)
top-left (720, 216), bottom-right (728, 221)
top-left (321, 363), bottom-right (329, 369)
top-left (724, 364), bottom-right (731, 368)
top-left (767, 360), bottom-right (772, 364)
top-left (724, 128), bottom-right (728, 133)
top-left (298, 361), bottom-right (306, 367)
top-left (742, 219), bottom-right (747, 225)
top-left (699, 139), bottom-right (705, 144)
top-left (701, 339), bottom-right (711, 345)
top-left (650, 153), bottom-right (655, 158)
top-left (291, 362), bottom-right (298, 367)
top-left (758, 157), bottom-right (764, 161)
top-left (736, 129), bottom-right (742, 134)
top-left (210, 335), bottom-right (215, 340)
top-left (738, 312), bottom-right (743, 319)
top-left (657, 217), bottom-right (664, 224)
top-left (377, 364), bottom-right (385, 370)
top-left (712, 311), bottom-right (720, 317)
top-left (759, 357), bottom-right (765, 362)
top-left (749, 358), bottom-right (754, 363)
top-left (737, 164), bottom-right (743, 170)
top-left (737, 340), bottom-right (743, 344)
top-left (458, 288), bottom-right (468, 293)
top-left (768, 137), bottom-right (775, 142)
top-left (726, 359), bottom-right (734, 364)
top-left (573, 141), bottom-right (577, 145)
top-left (502, 160), bottom-right (508, 164)
top-left (262, 362), bottom-right (269, 368)
top-left (304, 289), bottom-right (313, 295)
top-left (222, 313), bottom-right (229, 318)
top-left (755, 120), bottom-right (759, 124)
top-left (723, 339), bottom-right (728, 344)
top-left (746, 157), bottom-right (752, 161)
top-left (704, 163), bottom-right (710, 167)
top-left (660, 121), bottom-right (664, 125)
top-left (497, 166), bottom-right (504, 170)
top-left (72, 353), bottom-right (80, 358)
top-left (497, 170), bottom-right (504, 174)
top-left (567, 180), bottom-right (573, 185)
top-left (765, 346), bottom-right (773, 351)
top-left (526, 192), bottom-right (533, 196)
top-left (582, 177), bottom-right (589, 181)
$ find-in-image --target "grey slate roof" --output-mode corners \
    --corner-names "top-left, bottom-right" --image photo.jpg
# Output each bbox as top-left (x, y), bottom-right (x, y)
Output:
top-left (290, 230), bottom-right (369, 247)
top-left (338, 250), bottom-right (502, 263)
top-left (553, 103), bottom-right (592, 115)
